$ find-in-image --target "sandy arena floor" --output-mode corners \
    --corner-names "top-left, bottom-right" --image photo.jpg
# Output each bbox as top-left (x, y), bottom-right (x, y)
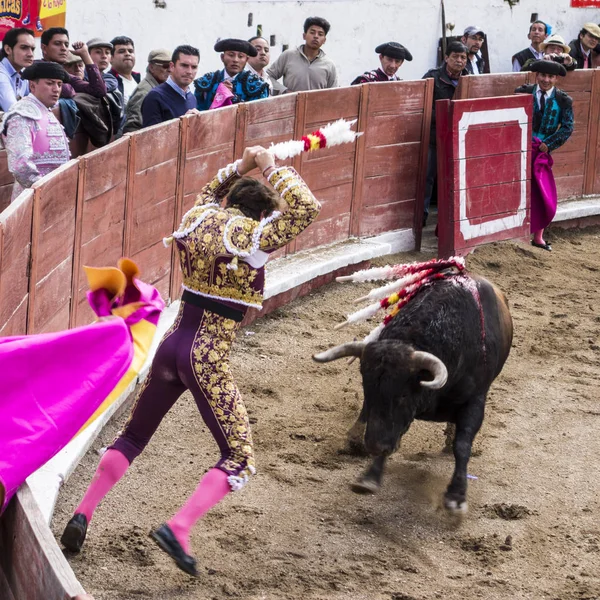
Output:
top-left (53, 226), bottom-right (600, 600)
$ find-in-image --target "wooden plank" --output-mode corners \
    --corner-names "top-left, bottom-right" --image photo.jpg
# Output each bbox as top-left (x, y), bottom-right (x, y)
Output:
top-left (555, 174), bottom-right (584, 199)
top-left (170, 117), bottom-right (188, 302)
top-left (294, 213), bottom-right (351, 252)
top-left (0, 485), bottom-right (85, 600)
top-left (414, 77), bottom-right (434, 249)
top-left (454, 152), bottom-right (527, 190)
top-left (303, 86), bottom-right (361, 125)
top-left (364, 143), bottom-right (420, 178)
top-left (0, 191), bottom-right (33, 336)
top-left (584, 70), bottom-right (600, 195)
top-left (359, 199), bottom-right (416, 236)
top-left (367, 80), bottom-right (429, 113)
top-left (350, 83), bottom-right (369, 236)
top-left (365, 112), bottom-right (422, 146)
top-left (69, 159), bottom-right (86, 327)
top-left (460, 72), bottom-right (531, 99)
top-left (361, 173), bottom-right (418, 206)
top-left (233, 102), bottom-right (246, 160)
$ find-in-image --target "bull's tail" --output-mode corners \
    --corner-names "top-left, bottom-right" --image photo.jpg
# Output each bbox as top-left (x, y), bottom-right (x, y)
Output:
top-left (313, 342), bottom-right (365, 363)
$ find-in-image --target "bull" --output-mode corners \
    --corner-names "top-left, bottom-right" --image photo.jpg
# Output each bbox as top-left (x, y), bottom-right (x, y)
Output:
top-left (313, 274), bottom-right (513, 513)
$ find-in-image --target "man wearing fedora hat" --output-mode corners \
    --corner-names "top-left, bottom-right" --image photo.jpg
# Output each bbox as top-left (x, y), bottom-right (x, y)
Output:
top-left (515, 60), bottom-right (574, 251)
top-left (124, 48), bottom-right (171, 132)
top-left (521, 34), bottom-right (575, 71)
top-left (351, 42), bottom-right (412, 85)
top-left (194, 38), bottom-right (269, 111)
top-left (569, 23), bottom-right (600, 69)
top-left (1, 62), bottom-right (71, 201)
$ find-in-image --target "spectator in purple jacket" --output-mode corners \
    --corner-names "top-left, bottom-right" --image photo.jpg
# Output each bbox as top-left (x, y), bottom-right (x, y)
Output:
top-left (142, 45), bottom-right (199, 128)
top-left (40, 28), bottom-right (106, 99)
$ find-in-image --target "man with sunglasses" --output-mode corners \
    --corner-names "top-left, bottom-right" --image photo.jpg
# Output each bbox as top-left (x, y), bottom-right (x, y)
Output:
top-left (124, 48), bottom-right (172, 133)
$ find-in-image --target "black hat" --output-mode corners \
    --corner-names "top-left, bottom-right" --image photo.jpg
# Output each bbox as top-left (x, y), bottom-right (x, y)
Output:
top-left (375, 42), bottom-right (413, 62)
top-left (214, 38), bottom-right (258, 57)
top-left (526, 59), bottom-right (567, 77)
top-left (22, 61), bottom-right (71, 82)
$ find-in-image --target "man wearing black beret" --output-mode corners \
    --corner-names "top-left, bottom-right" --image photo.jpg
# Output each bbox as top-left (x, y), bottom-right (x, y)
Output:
top-left (351, 41), bottom-right (412, 85)
top-left (515, 60), bottom-right (574, 251)
top-left (1, 62), bottom-right (71, 201)
top-left (195, 38), bottom-right (269, 111)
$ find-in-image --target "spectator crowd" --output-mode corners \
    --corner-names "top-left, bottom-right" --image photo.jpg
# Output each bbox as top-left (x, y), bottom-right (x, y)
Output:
top-left (0, 16), bottom-right (597, 202)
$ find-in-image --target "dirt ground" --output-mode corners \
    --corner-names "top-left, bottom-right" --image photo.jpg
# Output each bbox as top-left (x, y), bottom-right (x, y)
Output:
top-left (53, 226), bottom-right (600, 600)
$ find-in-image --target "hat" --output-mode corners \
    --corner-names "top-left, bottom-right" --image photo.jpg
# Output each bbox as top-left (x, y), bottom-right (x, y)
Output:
top-left (526, 59), bottom-right (567, 76)
top-left (22, 61), bottom-right (71, 82)
top-left (64, 51), bottom-right (83, 65)
top-left (87, 37), bottom-right (113, 51)
top-left (463, 26), bottom-right (485, 37)
top-left (582, 22), bottom-right (600, 39)
top-left (375, 42), bottom-right (413, 61)
top-left (540, 34), bottom-right (570, 54)
top-left (148, 48), bottom-right (172, 63)
top-left (214, 38), bottom-right (258, 57)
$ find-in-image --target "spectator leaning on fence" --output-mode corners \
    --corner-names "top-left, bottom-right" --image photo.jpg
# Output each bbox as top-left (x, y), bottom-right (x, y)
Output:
top-left (569, 23), bottom-right (600, 69)
top-left (512, 20), bottom-right (548, 72)
top-left (194, 39), bottom-right (269, 111)
top-left (124, 48), bottom-right (171, 133)
top-left (0, 27), bottom-right (35, 112)
top-left (267, 17), bottom-right (338, 92)
top-left (351, 41), bottom-right (412, 85)
top-left (142, 45), bottom-right (199, 128)
top-left (421, 41), bottom-right (469, 227)
top-left (1, 62), bottom-right (71, 202)
top-left (461, 26), bottom-right (486, 74)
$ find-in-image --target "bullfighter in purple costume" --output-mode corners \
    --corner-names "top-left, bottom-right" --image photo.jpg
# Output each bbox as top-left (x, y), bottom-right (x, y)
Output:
top-left (61, 146), bottom-right (321, 576)
top-left (351, 41), bottom-right (412, 85)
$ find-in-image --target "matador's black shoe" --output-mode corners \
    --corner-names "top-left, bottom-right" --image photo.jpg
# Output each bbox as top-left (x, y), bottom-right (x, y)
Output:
top-left (150, 524), bottom-right (198, 577)
top-left (61, 513), bottom-right (88, 552)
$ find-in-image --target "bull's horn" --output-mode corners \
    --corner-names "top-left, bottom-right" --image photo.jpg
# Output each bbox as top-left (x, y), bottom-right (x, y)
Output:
top-left (412, 351), bottom-right (448, 389)
top-left (313, 342), bottom-right (365, 363)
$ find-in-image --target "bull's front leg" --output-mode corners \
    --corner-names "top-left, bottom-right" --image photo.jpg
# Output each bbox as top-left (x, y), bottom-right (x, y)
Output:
top-left (346, 405), bottom-right (367, 454)
top-left (351, 454), bottom-right (387, 494)
top-left (444, 399), bottom-right (485, 513)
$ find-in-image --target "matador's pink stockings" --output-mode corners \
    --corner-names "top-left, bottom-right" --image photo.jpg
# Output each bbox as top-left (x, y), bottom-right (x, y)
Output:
top-left (167, 468), bottom-right (230, 554)
top-left (75, 449), bottom-right (130, 521)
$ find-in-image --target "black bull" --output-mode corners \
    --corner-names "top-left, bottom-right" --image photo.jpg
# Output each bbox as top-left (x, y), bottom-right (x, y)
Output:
top-left (313, 275), bottom-right (513, 513)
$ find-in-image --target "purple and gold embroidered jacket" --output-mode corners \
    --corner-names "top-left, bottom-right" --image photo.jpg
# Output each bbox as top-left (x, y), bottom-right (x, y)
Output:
top-left (165, 162), bottom-right (321, 312)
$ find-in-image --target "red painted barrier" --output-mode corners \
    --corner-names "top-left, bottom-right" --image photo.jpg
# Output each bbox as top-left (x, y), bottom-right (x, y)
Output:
top-left (437, 95), bottom-right (533, 257)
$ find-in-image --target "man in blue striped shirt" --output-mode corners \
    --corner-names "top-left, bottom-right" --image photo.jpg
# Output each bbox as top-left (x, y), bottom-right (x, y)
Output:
top-left (0, 28), bottom-right (35, 111)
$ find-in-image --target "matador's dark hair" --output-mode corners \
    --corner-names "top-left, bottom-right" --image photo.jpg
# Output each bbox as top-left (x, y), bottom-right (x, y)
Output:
top-left (226, 178), bottom-right (279, 221)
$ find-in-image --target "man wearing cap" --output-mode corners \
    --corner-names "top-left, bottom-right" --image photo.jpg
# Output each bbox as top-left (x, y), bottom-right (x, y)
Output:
top-left (142, 45), bottom-right (199, 128)
top-left (512, 20), bottom-right (549, 72)
top-left (194, 39), bottom-right (269, 111)
top-left (421, 41), bottom-right (469, 226)
top-left (0, 28), bottom-right (35, 112)
top-left (124, 49), bottom-right (171, 133)
top-left (63, 52), bottom-right (85, 79)
top-left (268, 17), bottom-right (338, 92)
top-left (351, 42), bottom-right (412, 85)
top-left (515, 60), bottom-right (574, 251)
top-left (461, 26), bottom-right (486, 75)
top-left (522, 34), bottom-right (575, 71)
top-left (1, 62), bottom-right (70, 201)
top-left (569, 23), bottom-right (600, 70)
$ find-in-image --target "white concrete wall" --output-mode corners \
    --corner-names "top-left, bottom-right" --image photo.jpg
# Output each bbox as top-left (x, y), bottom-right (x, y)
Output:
top-left (66, 0), bottom-right (599, 85)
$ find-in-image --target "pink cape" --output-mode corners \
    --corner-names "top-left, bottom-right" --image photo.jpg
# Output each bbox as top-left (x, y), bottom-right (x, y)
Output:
top-left (0, 264), bottom-right (164, 512)
top-left (530, 137), bottom-right (558, 232)
top-left (209, 82), bottom-right (234, 110)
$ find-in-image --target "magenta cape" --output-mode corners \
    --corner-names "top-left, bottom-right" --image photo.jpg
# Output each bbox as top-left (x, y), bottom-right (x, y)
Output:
top-left (530, 137), bottom-right (558, 232)
top-left (0, 260), bottom-right (164, 512)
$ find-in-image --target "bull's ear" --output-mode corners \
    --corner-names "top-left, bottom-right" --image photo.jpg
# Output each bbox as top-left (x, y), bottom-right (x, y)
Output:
top-left (411, 351), bottom-right (448, 389)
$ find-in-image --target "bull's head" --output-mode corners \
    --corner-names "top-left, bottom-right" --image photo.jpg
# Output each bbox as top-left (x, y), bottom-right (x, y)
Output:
top-left (313, 340), bottom-right (447, 455)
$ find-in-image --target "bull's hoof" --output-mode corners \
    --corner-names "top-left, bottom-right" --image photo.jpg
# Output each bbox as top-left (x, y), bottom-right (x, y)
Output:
top-left (345, 438), bottom-right (369, 457)
top-left (351, 477), bottom-right (380, 494)
top-left (443, 496), bottom-right (468, 514)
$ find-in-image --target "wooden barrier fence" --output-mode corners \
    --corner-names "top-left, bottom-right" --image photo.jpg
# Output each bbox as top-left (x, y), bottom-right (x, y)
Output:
top-left (0, 80), bottom-right (434, 338)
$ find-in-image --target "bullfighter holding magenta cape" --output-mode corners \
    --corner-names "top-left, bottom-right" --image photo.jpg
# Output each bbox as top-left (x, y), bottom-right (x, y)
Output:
top-left (0, 258), bottom-right (164, 512)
